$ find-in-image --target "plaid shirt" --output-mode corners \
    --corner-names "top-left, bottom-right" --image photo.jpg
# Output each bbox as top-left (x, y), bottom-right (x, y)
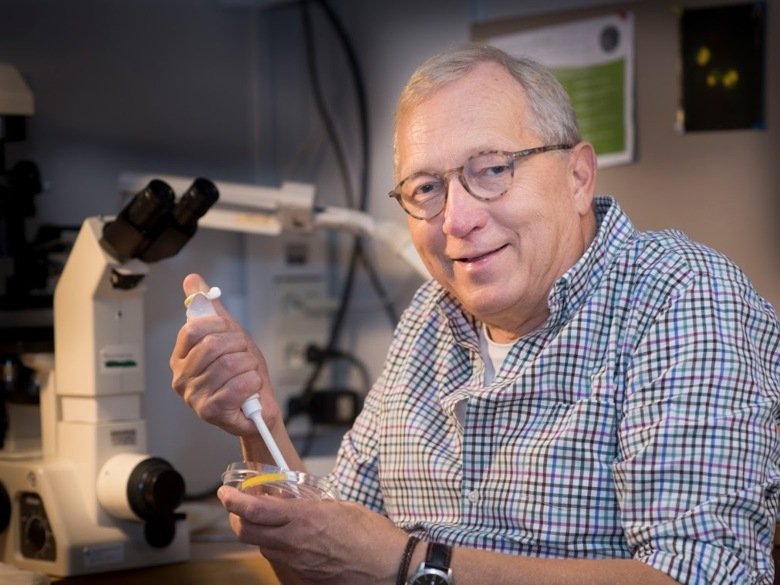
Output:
top-left (331, 196), bottom-right (780, 585)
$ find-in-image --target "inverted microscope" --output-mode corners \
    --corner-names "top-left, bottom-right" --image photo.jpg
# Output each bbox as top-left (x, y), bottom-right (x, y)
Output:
top-left (0, 65), bottom-right (220, 575)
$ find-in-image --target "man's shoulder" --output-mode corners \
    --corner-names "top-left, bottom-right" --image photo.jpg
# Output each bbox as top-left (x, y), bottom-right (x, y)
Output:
top-left (596, 197), bottom-right (740, 283)
top-left (628, 228), bottom-right (744, 283)
top-left (608, 227), bottom-right (776, 321)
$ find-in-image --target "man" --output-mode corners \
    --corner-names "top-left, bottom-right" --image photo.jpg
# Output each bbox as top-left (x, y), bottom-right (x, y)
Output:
top-left (170, 44), bottom-right (780, 585)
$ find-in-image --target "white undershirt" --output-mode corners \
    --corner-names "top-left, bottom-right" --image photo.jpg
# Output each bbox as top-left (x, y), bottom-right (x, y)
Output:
top-left (481, 323), bottom-right (515, 385)
top-left (455, 324), bottom-right (516, 424)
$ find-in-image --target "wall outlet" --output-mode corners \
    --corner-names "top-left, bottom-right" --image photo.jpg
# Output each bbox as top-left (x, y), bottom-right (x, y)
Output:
top-left (243, 232), bottom-right (333, 408)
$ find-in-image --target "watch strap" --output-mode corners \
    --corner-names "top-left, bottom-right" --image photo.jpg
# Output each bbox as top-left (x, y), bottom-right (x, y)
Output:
top-left (425, 542), bottom-right (452, 571)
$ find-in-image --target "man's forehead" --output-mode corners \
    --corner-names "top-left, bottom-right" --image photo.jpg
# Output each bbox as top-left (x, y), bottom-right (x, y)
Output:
top-left (395, 69), bottom-right (532, 177)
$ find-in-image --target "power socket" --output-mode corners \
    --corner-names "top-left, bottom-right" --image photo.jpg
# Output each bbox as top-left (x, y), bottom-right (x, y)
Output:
top-left (243, 231), bottom-right (333, 409)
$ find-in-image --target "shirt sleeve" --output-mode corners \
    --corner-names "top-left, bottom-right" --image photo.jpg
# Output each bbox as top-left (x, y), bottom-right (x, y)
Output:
top-left (613, 267), bottom-right (780, 585)
top-left (327, 280), bottom-right (440, 515)
top-left (328, 364), bottom-right (388, 514)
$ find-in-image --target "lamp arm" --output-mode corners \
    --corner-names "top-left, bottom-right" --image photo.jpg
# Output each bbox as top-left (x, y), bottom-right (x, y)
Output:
top-left (118, 172), bottom-right (428, 278)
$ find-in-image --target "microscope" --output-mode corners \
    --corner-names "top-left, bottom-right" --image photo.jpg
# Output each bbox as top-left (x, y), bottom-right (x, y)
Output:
top-left (0, 67), bottom-right (220, 574)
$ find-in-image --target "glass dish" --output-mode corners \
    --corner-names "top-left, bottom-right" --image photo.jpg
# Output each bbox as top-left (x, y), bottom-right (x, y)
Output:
top-left (221, 461), bottom-right (339, 501)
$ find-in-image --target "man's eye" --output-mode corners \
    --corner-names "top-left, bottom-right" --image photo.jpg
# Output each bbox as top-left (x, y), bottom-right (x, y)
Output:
top-left (410, 180), bottom-right (441, 199)
top-left (476, 163), bottom-right (510, 177)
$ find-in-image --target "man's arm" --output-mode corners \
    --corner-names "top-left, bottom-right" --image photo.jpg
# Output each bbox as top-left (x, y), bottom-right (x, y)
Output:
top-left (613, 267), bottom-right (780, 585)
top-left (445, 547), bottom-right (679, 585)
top-left (219, 486), bottom-right (681, 585)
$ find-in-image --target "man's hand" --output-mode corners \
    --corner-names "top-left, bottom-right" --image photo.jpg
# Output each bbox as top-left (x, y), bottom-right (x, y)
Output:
top-left (169, 273), bottom-right (283, 437)
top-left (218, 486), bottom-right (406, 585)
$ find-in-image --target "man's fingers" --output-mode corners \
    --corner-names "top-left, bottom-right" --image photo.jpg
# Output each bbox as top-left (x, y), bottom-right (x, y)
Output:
top-left (182, 273), bottom-right (233, 321)
top-left (218, 486), bottom-right (295, 527)
top-left (183, 273), bottom-right (209, 296)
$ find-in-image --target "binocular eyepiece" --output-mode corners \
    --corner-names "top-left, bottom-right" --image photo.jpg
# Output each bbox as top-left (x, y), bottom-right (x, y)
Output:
top-left (100, 177), bottom-right (219, 264)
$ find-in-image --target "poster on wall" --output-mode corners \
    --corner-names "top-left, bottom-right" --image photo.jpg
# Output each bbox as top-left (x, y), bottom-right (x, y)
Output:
top-left (678, 2), bottom-right (767, 133)
top-left (485, 12), bottom-right (635, 168)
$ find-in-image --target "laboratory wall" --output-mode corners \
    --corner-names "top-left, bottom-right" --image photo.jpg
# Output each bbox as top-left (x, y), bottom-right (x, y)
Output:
top-left (1, 0), bottom-right (777, 494)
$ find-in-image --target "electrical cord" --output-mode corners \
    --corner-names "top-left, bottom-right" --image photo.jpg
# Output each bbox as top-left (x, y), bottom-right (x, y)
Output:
top-left (358, 242), bottom-right (400, 325)
top-left (305, 344), bottom-right (371, 392)
top-left (285, 343), bottom-right (371, 455)
top-left (307, 0), bottom-right (370, 209)
top-left (301, 0), bottom-right (358, 209)
top-left (296, 0), bottom-right (399, 428)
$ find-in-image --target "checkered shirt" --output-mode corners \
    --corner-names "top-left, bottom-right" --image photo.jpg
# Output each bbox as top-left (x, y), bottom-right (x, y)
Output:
top-left (330, 196), bottom-right (780, 585)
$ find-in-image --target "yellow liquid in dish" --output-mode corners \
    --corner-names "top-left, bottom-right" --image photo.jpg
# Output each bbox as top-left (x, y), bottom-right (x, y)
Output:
top-left (240, 472), bottom-right (288, 490)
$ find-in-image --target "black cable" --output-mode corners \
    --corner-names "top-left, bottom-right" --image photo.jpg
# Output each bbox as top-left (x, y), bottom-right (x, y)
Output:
top-left (298, 1), bottom-right (398, 387)
top-left (294, 235), bottom-right (360, 403)
top-left (288, 2), bottom-right (404, 458)
top-left (309, 0), bottom-right (370, 211)
top-left (301, 0), bottom-right (370, 342)
top-left (286, 344), bottom-right (371, 455)
top-left (358, 244), bottom-right (400, 325)
top-left (308, 0), bottom-right (398, 345)
top-left (305, 344), bottom-right (371, 392)
top-left (300, 1), bottom-right (357, 209)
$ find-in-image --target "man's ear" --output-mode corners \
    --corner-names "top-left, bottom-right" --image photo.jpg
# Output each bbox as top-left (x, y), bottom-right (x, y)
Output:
top-left (569, 142), bottom-right (597, 214)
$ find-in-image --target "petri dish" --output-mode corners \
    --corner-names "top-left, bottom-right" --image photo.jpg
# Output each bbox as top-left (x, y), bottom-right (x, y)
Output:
top-left (221, 461), bottom-right (339, 501)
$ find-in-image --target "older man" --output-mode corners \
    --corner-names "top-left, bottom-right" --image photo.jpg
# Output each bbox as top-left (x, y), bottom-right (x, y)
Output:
top-left (170, 44), bottom-right (780, 585)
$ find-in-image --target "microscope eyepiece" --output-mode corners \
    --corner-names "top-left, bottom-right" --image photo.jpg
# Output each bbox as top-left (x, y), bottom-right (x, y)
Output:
top-left (124, 180), bottom-right (175, 228)
top-left (137, 177), bottom-right (219, 263)
top-left (99, 179), bottom-right (175, 264)
top-left (99, 177), bottom-right (219, 267)
top-left (172, 177), bottom-right (219, 227)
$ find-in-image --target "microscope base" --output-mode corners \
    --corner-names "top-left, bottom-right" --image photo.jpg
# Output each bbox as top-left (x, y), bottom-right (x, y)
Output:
top-left (0, 457), bottom-right (190, 577)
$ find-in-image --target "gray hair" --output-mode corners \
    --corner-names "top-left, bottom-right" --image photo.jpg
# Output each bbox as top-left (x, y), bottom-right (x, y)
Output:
top-left (393, 43), bottom-right (580, 170)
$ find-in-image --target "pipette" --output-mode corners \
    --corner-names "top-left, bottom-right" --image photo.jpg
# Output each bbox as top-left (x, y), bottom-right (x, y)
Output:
top-left (184, 286), bottom-right (290, 470)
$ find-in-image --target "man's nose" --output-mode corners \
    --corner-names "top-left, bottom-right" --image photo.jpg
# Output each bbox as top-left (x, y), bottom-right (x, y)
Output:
top-left (442, 173), bottom-right (482, 234)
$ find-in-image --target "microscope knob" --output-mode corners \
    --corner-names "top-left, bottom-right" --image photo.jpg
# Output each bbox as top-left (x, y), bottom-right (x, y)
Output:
top-left (127, 457), bottom-right (185, 520)
top-left (144, 514), bottom-right (181, 549)
top-left (24, 515), bottom-right (47, 552)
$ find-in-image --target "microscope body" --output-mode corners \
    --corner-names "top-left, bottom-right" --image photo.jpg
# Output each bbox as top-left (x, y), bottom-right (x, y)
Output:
top-left (1, 64), bottom-right (216, 575)
top-left (0, 215), bottom-right (192, 576)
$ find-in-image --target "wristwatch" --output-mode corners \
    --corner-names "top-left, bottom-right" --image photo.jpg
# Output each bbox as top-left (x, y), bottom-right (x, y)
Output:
top-left (407, 542), bottom-right (453, 584)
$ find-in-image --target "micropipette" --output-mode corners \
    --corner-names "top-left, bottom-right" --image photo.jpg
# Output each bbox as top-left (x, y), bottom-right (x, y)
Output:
top-left (184, 286), bottom-right (290, 470)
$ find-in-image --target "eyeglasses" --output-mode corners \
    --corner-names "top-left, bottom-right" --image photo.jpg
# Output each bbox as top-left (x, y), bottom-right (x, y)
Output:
top-left (388, 144), bottom-right (573, 220)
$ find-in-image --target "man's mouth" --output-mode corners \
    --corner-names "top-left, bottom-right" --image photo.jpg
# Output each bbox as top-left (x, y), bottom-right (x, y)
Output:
top-left (452, 244), bottom-right (508, 263)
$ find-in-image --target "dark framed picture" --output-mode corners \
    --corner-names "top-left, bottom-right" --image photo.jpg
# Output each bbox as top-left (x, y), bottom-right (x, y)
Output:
top-left (679, 2), bottom-right (766, 132)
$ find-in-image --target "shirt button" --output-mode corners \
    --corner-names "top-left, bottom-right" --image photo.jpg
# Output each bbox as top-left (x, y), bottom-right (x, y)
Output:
top-left (466, 489), bottom-right (480, 503)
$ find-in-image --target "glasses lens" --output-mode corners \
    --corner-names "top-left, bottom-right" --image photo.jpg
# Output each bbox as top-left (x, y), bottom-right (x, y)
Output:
top-left (400, 173), bottom-right (445, 218)
top-left (464, 152), bottom-right (513, 198)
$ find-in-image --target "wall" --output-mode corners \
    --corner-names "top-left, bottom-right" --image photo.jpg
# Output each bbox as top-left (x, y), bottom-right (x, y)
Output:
top-left (1, 0), bottom-right (777, 493)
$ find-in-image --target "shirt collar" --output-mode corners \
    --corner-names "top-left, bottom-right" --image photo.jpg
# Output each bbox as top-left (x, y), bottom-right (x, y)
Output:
top-left (546, 196), bottom-right (635, 327)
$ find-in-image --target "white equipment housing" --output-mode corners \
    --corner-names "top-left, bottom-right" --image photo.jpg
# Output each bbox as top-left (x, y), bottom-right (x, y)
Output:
top-left (0, 217), bottom-right (189, 576)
